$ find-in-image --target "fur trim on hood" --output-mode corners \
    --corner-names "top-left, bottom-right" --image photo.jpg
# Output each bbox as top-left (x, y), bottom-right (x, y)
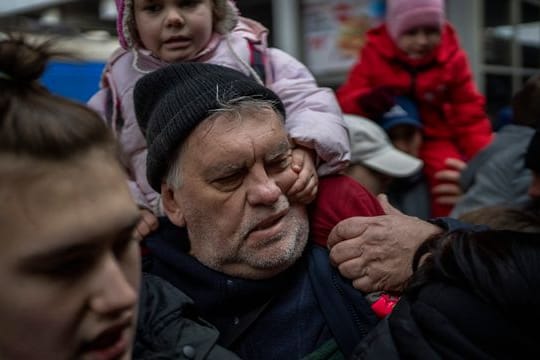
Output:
top-left (115, 0), bottom-right (239, 49)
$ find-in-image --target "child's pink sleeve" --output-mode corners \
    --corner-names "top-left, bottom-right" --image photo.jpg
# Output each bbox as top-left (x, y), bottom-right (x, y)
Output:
top-left (267, 48), bottom-right (350, 175)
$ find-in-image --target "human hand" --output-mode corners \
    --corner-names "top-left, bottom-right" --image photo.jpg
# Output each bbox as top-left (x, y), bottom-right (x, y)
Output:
top-left (327, 194), bottom-right (443, 292)
top-left (358, 86), bottom-right (397, 119)
top-left (287, 146), bottom-right (318, 204)
top-left (133, 208), bottom-right (159, 242)
top-left (433, 158), bottom-right (467, 205)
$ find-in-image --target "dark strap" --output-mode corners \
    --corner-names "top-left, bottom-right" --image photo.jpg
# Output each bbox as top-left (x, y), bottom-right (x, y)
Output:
top-left (247, 40), bottom-right (267, 85)
top-left (307, 245), bottom-right (378, 357)
top-left (218, 295), bottom-right (275, 348)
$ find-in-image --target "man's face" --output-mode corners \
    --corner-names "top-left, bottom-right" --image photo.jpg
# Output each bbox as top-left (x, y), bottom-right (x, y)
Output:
top-left (164, 108), bottom-right (309, 279)
top-left (0, 150), bottom-right (141, 360)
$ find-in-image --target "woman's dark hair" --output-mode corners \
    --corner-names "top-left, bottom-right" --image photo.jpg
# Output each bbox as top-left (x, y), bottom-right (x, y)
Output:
top-left (0, 35), bottom-right (116, 161)
top-left (408, 229), bottom-right (540, 322)
top-left (458, 206), bottom-right (540, 233)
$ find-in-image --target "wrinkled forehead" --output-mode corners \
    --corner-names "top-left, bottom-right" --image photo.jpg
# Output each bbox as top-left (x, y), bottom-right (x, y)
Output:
top-left (178, 107), bottom-right (289, 167)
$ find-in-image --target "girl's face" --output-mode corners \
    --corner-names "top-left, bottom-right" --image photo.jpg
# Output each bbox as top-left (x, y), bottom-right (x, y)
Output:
top-left (397, 26), bottom-right (441, 59)
top-left (134, 0), bottom-right (214, 62)
top-left (0, 151), bottom-right (141, 360)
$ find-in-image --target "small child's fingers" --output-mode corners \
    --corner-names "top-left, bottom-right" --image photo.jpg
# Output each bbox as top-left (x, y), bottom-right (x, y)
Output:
top-left (136, 209), bottom-right (159, 241)
top-left (444, 158), bottom-right (467, 171)
top-left (134, 221), bottom-right (151, 242)
top-left (291, 149), bottom-right (305, 173)
top-left (432, 183), bottom-right (462, 196)
top-left (291, 174), bottom-right (318, 204)
top-left (434, 169), bottom-right (461, 182)
top-left (288, 170), bottom-right (311, 195)
top-left (141, 211), bottom-right (159, 231)
top-left (288, 178), bottom-right (305, 196)
top-left (435, 195), bottom-right (461, 205)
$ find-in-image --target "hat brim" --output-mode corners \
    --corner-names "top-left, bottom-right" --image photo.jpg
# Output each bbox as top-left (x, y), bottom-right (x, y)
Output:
top-left (380, 117), bottom-right (422, 131)
top-left (363, 148), bottom-right (423, 177)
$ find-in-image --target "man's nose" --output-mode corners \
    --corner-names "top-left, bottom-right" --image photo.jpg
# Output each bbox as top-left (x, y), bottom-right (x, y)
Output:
top-left (246, 167), bottom-right (282, 206)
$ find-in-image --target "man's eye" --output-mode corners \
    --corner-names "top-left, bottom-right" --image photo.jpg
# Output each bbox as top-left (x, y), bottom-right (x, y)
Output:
top-left (213, 172), bottom-right (244, 190)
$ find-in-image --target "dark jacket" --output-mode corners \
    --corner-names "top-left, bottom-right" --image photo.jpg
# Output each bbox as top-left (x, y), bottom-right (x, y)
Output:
top-left (142, 218), bottom-right (378, 360)
top-left (352, 227), bottom-right (540, 360)
top-left (451, 124), bottom-right (534, 217)
top-left (352, 278), bottom-right (538, 359)
top-left (134, 273), bottom-right (242, 359)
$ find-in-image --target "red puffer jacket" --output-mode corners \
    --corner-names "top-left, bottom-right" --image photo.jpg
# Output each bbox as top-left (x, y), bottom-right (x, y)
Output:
top-left (337, 23), bottom-right (492, 159)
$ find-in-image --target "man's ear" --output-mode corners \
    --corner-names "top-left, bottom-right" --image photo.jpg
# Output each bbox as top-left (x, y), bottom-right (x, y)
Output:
top-left (161, 183), bottom-right (186, 227)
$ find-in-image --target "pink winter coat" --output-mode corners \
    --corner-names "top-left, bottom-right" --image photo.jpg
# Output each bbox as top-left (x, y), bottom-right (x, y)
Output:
top-left (88, 17), bottom-right (350, 213)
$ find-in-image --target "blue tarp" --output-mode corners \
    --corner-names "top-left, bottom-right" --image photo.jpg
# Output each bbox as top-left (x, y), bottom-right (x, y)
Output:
top-left (40, 60), bottom-right (105, 103)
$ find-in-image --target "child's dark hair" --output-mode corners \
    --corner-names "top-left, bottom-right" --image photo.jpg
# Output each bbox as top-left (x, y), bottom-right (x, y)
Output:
top-left (408, 229), bottom-right (540, 324)
top-left (458, 205), bottom-right (540, 233)
top-left (0, 35), bottom-right (117, 161)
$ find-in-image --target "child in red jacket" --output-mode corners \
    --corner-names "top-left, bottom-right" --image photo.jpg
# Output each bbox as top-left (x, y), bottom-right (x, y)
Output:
top-left (337, 0), bottom-right (493, 217)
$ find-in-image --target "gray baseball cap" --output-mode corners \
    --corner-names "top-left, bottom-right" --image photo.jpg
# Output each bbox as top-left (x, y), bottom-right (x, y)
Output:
top-left (344, 114), bottom-right (423, 177)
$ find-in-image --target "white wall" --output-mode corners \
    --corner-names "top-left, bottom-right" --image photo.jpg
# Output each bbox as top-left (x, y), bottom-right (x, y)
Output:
top-left (446, 0), bottom-right (483, 88)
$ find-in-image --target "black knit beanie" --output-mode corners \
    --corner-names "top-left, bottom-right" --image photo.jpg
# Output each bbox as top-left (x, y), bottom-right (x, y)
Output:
top-left (134, 62), bottom-right (286, 193)
top-left (525, 130), bottom-right (540, 172)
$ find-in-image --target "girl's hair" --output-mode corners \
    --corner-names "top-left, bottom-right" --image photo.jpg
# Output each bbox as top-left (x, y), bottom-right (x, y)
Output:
top-left (408, 229), bottom-right (540, 321)
top-left (458, 205), bottom-right (540, 233)
top-left (0, 35), bottom-right (117, 162)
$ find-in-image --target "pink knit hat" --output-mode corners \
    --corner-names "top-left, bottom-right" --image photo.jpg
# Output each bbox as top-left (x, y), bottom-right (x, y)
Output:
top-left (114, 0), bottom-right (239, 49)
top-left (385, 0), bottom-right (445, 42)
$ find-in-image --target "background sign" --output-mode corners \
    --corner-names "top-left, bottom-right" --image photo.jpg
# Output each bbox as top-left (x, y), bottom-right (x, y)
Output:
top-left (302, 0), bottom-right (385, 74)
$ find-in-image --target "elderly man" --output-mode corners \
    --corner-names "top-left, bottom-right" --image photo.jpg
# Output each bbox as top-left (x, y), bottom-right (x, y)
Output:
top-left (134, 63), bottom-right (377, 359)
